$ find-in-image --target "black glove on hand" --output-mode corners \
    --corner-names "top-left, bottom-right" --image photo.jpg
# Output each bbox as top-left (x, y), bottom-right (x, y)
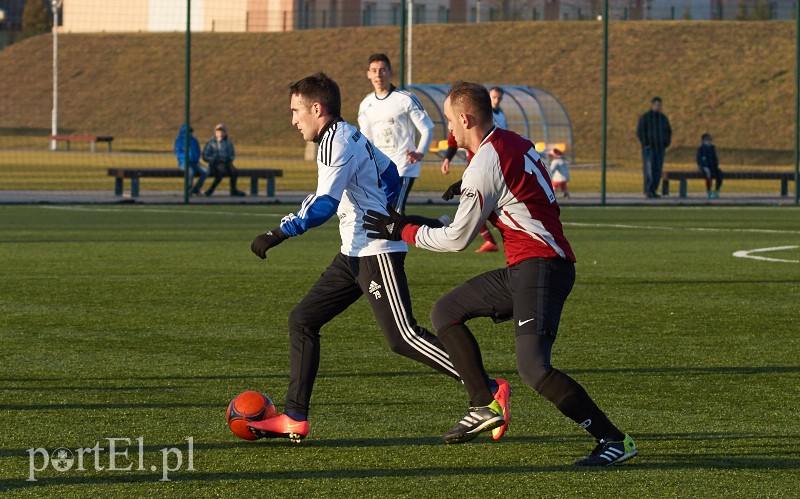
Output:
top-left (251, 227), bottom-right (288, 259)
top-left (363, 204), bottom-right (406, 241)
top-left (442, 180), bottom-right (463, 201)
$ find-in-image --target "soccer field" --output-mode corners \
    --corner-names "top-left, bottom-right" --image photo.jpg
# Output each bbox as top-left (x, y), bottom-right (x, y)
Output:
top-left (1, 204), bottom-right (798, 496)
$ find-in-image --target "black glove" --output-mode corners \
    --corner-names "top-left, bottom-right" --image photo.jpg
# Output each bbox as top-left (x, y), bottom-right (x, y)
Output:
top-left (363, 204), bottom-right (406, 241)
top-left (442, 180), bottom-right (463, 201)
top-left (251, 227), bottom-right (288, 259)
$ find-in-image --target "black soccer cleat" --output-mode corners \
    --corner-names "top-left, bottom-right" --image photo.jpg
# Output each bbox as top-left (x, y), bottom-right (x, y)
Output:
top-left (575, 434), bottom-right (638, 466)
top-left (442, 400), bottom-right (505, 444)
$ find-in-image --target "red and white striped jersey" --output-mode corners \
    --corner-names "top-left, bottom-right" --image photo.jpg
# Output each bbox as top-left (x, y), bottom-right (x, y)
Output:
top-left (406, 127), bottom-right (575, 265)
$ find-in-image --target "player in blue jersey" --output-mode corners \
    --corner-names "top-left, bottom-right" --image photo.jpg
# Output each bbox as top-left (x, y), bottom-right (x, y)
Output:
top-left (246, 72), bottom-right (510, 443)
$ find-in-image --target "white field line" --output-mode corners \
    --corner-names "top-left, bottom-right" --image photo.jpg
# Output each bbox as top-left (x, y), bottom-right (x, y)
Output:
top-left (732, 246), bottom-right (800, 263)
top-left (565, 222), bottom-right (800, 236)
top-left (39, 205), bottom-right (282, 217)
top-left (35, 207), bottom-right (800, 263)
top-left (38, 208), bottom-right (800, 234)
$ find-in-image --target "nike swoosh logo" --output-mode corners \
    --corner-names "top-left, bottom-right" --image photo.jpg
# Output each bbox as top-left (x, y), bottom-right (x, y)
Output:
top-left (517, 318), bottom-right (535, 326)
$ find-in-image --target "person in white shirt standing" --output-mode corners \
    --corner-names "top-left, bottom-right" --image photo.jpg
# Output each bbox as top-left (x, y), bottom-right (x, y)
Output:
top-left (246, 72), bottom-right (510, 443)
top-left (488, 86), bottom-right (508, 130)
top-left (358, 54), bottom-right (440, 223)
top-left (548, 148), bottom-right (570, 198)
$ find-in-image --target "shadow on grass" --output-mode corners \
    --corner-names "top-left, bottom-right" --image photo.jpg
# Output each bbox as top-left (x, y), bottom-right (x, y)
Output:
top-left (3, 366), bottom-right (795, 385)
top-left (566, 365), bottom-right (800, 376)
top-left (3, 432), bottom-right (799, 490)
top-left (4, 455), bottom-right (800, 491)
top-left (0, 385), bottom-right (191, 392)
top-left (581, 280), bottom-right (800, 286)
top-left (0, 401), bottom-right (223, 412)
top-left (0, 370), bottom-right (438, 383)
top-left (4, 431), bottom-right (798, 457)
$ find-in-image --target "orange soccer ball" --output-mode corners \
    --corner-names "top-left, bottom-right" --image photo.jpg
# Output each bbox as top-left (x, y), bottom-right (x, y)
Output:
top-left (226, 391), bottom-right (279, 440)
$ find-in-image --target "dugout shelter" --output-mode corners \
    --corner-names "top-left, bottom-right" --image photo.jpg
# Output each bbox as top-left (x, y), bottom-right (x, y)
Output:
top-left (408, 84), bottom-right (574, 161)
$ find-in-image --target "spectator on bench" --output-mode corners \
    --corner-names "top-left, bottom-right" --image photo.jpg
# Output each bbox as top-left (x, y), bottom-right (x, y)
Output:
top-left (202, 123), bottom-right (246, 197)
top-left (174, 125), bottom-right (209, 196)
top-left (696, 133), bottom-right (723, 199)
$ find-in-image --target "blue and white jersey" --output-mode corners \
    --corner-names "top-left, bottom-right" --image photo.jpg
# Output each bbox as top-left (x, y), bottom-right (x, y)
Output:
top-left (358, 86), bottom-right (434, 178)
top-left (278, 118), bottom-right (407, 257)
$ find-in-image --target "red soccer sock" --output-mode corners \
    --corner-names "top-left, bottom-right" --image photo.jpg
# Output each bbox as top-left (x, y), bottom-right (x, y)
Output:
top-left (479, 225), bottom-right (496, 244)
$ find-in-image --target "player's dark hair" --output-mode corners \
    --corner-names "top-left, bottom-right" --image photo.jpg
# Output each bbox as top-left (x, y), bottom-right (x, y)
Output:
top-left (289, 72), bottom-right (341, 117)
top-left (701, 133), bottom-right (712, 141)
top-left (448, 81), bottom-right (493, 125)
top-left (368, 53), bottom-right (392, 70)
top-left (652, 96), bottom-right (662, 103)
top-left (488, 86), bottom-right (504, 95)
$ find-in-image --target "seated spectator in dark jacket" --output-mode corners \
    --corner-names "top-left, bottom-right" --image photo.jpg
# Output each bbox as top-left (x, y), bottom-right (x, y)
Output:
top-left (202, 123), bottom-right (245, 197)
top-left (696, 133), bottom-right (723, 199)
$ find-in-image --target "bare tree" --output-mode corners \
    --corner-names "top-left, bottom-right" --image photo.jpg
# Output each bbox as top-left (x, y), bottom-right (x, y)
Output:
top-left (19, 0), bottom-right (52, 41)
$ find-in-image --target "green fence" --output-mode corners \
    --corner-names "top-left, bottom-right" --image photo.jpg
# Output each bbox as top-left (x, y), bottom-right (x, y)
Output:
top-left (0, 0), bottom-right (798, 204)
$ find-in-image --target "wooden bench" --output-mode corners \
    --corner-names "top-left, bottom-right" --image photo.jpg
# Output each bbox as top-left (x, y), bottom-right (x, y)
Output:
top-left (661, 170), bottom-right (796, 198)
top-left (107, 168), bottom-right (283, 198)
top-left (51, 134), bottom-right (114, 152)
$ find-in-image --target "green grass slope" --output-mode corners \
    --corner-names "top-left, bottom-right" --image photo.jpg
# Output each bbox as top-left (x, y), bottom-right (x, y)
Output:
top-left (0, 22), bottom-right (795, 163)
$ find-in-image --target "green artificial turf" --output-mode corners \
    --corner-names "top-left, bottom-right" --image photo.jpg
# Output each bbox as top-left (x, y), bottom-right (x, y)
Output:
top-left (1, 205), bottom-right (798, 497)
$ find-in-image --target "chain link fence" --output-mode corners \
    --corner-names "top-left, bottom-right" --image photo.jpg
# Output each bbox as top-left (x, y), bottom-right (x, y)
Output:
top-left (1, 0), bottom-right (797, 204)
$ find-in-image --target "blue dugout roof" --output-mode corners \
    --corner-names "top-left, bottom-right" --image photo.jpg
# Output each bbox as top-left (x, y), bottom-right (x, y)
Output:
top-left (407, 84), bottom-right (574, 160)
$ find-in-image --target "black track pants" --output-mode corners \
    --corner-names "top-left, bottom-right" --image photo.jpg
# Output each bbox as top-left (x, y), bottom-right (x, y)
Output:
top-left (284, 251), bottom-right (459, 416)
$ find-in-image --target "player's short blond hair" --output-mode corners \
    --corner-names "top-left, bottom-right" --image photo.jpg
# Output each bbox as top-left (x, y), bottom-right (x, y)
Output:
top-left (447, 82), bottom-right (493, 126)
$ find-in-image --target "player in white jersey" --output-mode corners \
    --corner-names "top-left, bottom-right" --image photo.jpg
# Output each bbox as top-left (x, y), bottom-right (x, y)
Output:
top-left (358, 54), bottom-right (435, 216)
top-left (365, 82), bottom-right (637, 464)
top-left (246, 72), bottom-right (510, 442)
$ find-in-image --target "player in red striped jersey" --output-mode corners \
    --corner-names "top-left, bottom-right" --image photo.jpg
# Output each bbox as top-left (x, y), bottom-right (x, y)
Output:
top-left (364, 82), bottom-right (637, 465)
top-left (441, 131), bottom-right (500, 253)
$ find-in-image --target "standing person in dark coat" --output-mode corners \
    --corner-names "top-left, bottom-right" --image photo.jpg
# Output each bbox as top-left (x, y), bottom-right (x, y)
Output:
top-left (202, 123), bottom-right (246, 197)
top-left (636, 97), bottom-right (672, 198)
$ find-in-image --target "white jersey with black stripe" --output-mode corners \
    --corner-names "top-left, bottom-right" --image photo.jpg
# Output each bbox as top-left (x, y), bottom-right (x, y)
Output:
top-left (358, 86), bottom-right (434, 178)
top-left (316, 120), bottom-right (408, 257)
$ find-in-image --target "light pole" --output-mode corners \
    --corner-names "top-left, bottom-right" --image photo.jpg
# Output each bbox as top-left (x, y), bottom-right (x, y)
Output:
top-left (406, 0), bottom-right (413, 86)
top-left (50, 0), bottom-right (62, 151)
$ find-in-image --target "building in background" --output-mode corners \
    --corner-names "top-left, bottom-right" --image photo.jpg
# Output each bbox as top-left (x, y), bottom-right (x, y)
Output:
top-left (0, 0), bottom-right (794, 36)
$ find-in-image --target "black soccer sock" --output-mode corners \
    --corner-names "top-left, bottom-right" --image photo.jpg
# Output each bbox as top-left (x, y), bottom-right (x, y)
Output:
top-left (437, 323), bottom-right (493, 407)
top-left (534, 367), bottom-right (625, 441)
top-left (285, 410), bottom-right (308, 422)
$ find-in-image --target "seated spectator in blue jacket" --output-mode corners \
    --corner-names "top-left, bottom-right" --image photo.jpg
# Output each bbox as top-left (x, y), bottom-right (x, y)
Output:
top-left (696, 133), bottom-right (723, 199)
top-left (174, 124), bottom-right (209, 196)
top-left (202, 123), bottom-right (245, 197)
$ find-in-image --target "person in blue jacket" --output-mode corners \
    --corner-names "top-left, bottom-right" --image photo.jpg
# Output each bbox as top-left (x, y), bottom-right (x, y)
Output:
top-left (174, 125), bottom-right (208, 196)
top-left (696, 133), bottom-right (723, 199)
top-left (202, 123), bottom-right (246, 197)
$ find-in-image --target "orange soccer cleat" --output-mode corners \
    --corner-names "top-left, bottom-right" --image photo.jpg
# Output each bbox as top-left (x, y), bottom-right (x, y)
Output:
top-left (475, 241), bottom-right (499, 253)
top-left (247, 414), bottom-right (309, 443)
